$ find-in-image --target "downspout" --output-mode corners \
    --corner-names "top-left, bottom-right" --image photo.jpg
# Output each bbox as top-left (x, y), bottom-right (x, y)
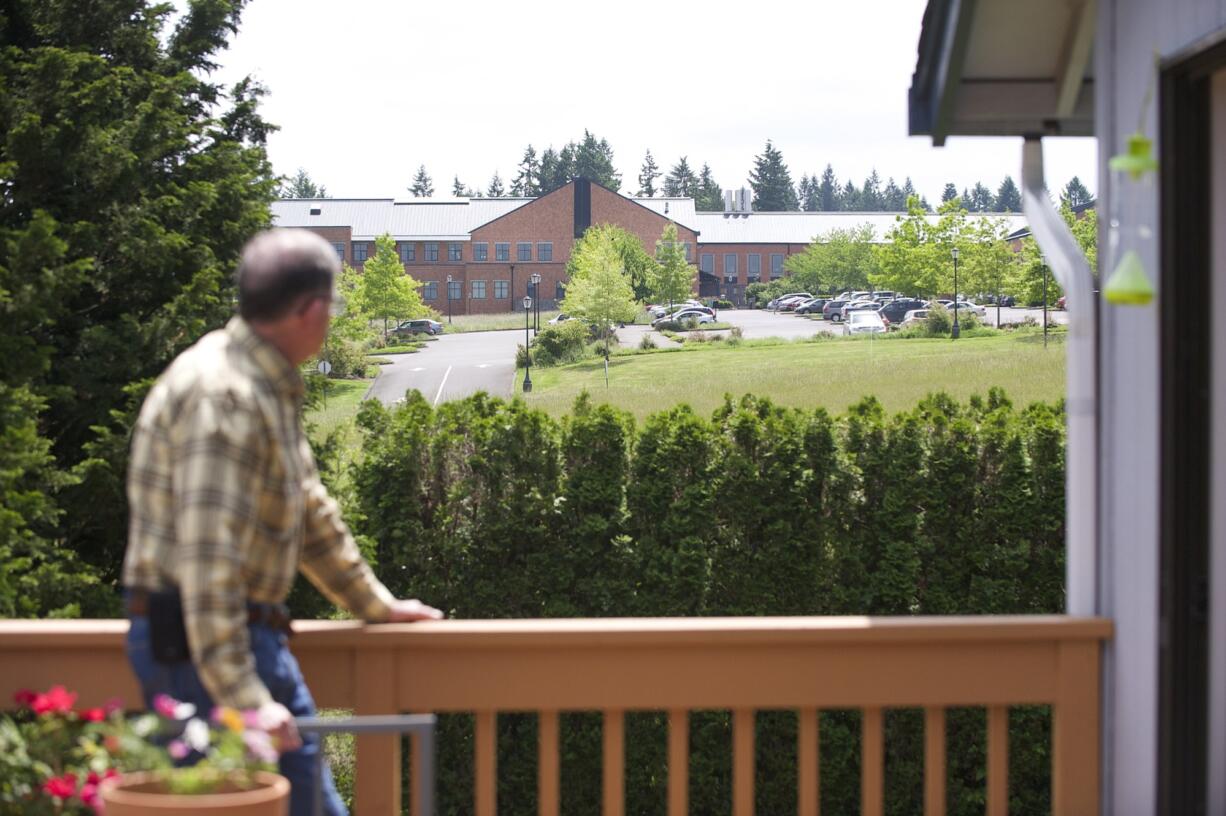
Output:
top-left (1021, 137), bottom-right (1098, 616)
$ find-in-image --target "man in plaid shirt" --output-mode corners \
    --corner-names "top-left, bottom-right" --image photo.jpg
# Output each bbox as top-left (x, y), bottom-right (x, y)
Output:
top-left (123, 229), bottom-right (441, 815)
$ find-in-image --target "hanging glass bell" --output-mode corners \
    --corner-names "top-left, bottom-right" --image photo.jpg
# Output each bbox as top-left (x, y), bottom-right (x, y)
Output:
top-left (1104, 133), bottom-right (1157, 306)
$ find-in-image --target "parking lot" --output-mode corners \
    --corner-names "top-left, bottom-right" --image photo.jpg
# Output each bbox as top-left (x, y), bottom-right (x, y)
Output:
top-left (698, 304), bottom-right (1068, 341)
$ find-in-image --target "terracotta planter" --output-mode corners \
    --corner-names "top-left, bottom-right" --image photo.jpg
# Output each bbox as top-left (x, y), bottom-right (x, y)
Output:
top-left (102, 771), bottom-right (289, 815)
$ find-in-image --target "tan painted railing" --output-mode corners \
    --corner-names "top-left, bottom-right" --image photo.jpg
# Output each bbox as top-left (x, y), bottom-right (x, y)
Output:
top-left (0, 616), bottom-right (1111, 816)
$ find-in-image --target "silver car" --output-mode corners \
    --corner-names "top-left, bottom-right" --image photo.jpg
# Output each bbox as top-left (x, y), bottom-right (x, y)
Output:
top-left (844, 310), bottom-right (887, 335)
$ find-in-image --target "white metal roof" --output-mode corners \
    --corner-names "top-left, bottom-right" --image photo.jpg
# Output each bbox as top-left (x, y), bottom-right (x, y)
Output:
top-left (629, 197), bottom-right (699, 231)
top-left (272, 197), bottom-right (532, 240)
top-left (693, 211), bottom-right (1029, 244)
top-left (272, 199), bottom-right (395, 239)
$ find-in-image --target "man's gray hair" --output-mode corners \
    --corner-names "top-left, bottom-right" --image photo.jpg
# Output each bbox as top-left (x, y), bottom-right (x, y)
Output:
top-left (237, 229), bottom-right (340, 322)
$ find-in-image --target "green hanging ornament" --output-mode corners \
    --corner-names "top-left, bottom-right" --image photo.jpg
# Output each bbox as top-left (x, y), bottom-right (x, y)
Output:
top-left (1105, 131), bottom-right (1157, 306)
top-left (1104, 249), bottom-right (1154, 305)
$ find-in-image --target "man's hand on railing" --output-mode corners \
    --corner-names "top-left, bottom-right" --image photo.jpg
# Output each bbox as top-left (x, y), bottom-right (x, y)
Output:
top-left (258, 700), bottom-right (303, 751)
top-left (386, 598), bottom-right (444, 622)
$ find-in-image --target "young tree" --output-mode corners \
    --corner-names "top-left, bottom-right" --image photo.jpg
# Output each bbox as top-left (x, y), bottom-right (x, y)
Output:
top-left (873, 197), bottom-right (966, 296)
top-left (487, 171), bottom-right (505, 197)
top-left (282, 168), bottom-right (327, 198)
top-left (784, 224), bottom-right (880, 293)
top-left (638, 150), bottom-right (661, 197)
top-left (994, 176), bottom-right (1022, 212)
top-left (563, 231), bottom-right (640, 359)
top-left (409, 165), bottom-right (434, 197)
top-left (1060, 176), bottom-right (1093, 208)
top-left (511, 145), bottom-right (540, 196)
top-left (818, 165), bottom-right (838, 211)
top-left (651, 224), bottom-right (697, 307)
top-left (663, 157), bottom-right (698, 197)
top-left (695, 163), bottom-right (723, 211)
top-left (748, 140), bottom-right (799, 210)
top-left (902, 178), bottom-right (920, 207)
top-left (360, 234), bottom-right (427, 338)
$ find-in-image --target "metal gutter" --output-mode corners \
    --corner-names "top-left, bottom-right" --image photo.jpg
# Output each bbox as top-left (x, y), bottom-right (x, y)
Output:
top-left (1021, 137), bottom-right (1098, 616)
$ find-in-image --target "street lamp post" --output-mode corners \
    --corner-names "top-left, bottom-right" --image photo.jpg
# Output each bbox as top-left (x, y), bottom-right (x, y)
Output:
top-left (446, 274), bottom-right (453, 324)
top-left (530, 273), bottom-right (542, 335)
top-left (951, 246), bottom-right (961, 340)
top-left (522, 295), bottom-right (533, 392)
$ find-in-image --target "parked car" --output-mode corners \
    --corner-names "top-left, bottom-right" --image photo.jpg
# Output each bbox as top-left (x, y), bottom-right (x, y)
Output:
top-left (768, 292), bottom-right (812, 310)
top-left (899, 309), bottom-right (930, 329)
top-left (795, 297), bottom-right (828, 315)
top-left (844, 310), bottom-right (888, 335)
top-left (548, 313), bottom-right (571, 325)
top-left (653, 309), bottom-right (715, 327)
top-left (870, 290), bottom-right (897, 302)
top-left (878, 298), bottom-right (928, 326)
top-left (778, 296), bottom-right (810, 312)
top-left (823, 299), bottom-right (850, 322)
top-left (949, 301), bottom-right (987, 318)
top-left (840, 299), bottom-right (881, 321)
top-left (391, 318), bottom-right (444, 337)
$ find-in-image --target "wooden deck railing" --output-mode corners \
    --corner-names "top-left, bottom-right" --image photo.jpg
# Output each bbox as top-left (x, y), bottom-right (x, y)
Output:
top-left (0, 615), bottom-right (1111, 815)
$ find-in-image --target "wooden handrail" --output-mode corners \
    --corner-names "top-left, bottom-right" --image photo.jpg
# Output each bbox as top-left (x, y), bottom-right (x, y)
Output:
top-left (0, 615), bottom-right (1111, 816)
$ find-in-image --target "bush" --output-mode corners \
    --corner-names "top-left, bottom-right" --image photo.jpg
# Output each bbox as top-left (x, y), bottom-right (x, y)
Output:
top-left (315, 338), bottom-right (372, 379)
top-left (924, 304), bottom-right (953, 337)
top-left (638, 334), bottom-right (657, 350)
top-left (712, 299), bottom-right (734, 310)
top-left (531, 320), bottom-right (591, 367)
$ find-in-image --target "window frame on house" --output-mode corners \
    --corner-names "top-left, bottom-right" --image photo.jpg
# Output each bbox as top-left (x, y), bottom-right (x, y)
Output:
top-left (447, 280), bottom-right (462, 301)
top-left (700, 253), bottom-right (714, 275)
top-left (747, 253), bottom-right (762, 282)
top-left (770, 253), bottom-right (785, 279)
top-left (474, 242), bottom-right (489, 262)
top-left (423, 281), bottom-right (438, 301)
top-left (537, 242), bottom-right (553, 262)
top-left (723, 253), bottom-right (738, 282)
top-left (398, 242), bottom-right (416, 263)
top-left (352, 242), bottom-right (369, 263)
top-left (425, 242), bottom-right (439, 262)
top-left (471, 280), bottom-right (486, 299)
top-left (448, 242), bottom-right (462, 262)
top-left (332, 242), bottom-right (346, 263)
top-left (517, 241), bottom-right (532, 262)
top-left (495, 242), bottom-right (510, 262)
top-left (494, 280), bottom-right (509, 299)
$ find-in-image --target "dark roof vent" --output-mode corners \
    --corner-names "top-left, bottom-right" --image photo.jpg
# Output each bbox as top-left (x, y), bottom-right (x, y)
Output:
top-left (309, 207), bottom-right (322, 216)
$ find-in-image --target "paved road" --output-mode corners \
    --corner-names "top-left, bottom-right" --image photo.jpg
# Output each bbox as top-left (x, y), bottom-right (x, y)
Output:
top-left (368, 330), bottom-right (523, 406)
top-left (718, 305), bottom-right (1068, 338)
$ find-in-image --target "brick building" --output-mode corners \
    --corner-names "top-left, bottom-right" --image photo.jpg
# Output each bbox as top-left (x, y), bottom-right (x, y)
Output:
top-left (271, 178), bottom-right (1027, 311)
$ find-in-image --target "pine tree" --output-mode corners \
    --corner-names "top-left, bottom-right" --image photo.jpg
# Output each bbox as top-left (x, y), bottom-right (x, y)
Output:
top-left (994, 176), bottom-right (1022, 212)
top-left (839, 180), bottom-right (861, 211)
top-left (638, 150), bottom-right (661, 197)
top-left (538, 148), bottom-right (561, 194)
top-left (573, 130), bottom-right (620, 190)
top-left (941, 183), bottom-right (960, 203)
top-left (452, 176), bottom-right (467, 197)
top-left (281, 168), bottom-right (327, 198)
top-left (748, 140), bottom-right (799, 211)
top-left (696, 164), bottom-right (723, 211)
top-left (799, 174), bottom-right (821, 211)
top-left (511, 145), bottom-right (540, 196)
top-left (970, 182), bottom-right (995, 212)
top-left (409, 165), bottom-right (434, 197)
top-left (663, 157), bottom-right (698, 197)
top-left (959, 187), bottom-right (973, 211)
top-left (882, 177), bottom-right (905, 211)
top-left (902, 178), bottom-right (919, 207)
top-left (818, 165), bottom-right (838, 211)
top-left (487, 171), bottom-right (505, 197)
top-left (860, 169), bottom-right (884, 210)
top-left (919, 196), bottom-right (933, 212)
top-left (1060, 176), bottom-right (1093, 208)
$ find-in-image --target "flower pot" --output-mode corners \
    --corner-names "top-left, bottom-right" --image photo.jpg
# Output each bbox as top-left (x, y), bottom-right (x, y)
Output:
top-left (102, 771), bottom-right (289, 815)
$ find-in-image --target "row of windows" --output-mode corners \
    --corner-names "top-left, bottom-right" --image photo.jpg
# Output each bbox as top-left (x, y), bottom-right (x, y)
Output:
top-left (421, 280), bottom-right (533, 300)
top-left (343, 241), bottom-right (555, 264)
top-left (700, 252), bottom-right (786, 282)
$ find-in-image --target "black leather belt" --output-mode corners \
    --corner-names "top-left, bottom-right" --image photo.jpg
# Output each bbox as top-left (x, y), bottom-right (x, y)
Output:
top-left (126, 588), bottom-right (294, 635)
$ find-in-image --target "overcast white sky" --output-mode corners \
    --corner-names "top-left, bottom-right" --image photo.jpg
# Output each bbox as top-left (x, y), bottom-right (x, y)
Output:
top-left (202, 0), bottom-right (1098, 203)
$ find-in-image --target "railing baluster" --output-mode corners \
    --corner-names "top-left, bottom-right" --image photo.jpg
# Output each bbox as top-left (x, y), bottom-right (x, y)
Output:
top-left (668, 709), bottom-right (689, 816)
top-left (1053, 640), bottom-right (1100, 816)
top-left (476, 710), bottom-right (497, 816)
top-left (603, 709), bottom-right (624, 816)
top-left (987, 706), bottom-right (1009, 816)
top-left (862, 707), bottom-right (884, 816)
top-left (924, 707), bottom-right (946, 816)
top-left (734, 708), bottom-right (755, 816)
top-left (798, 707), bottom-right (819, 816)
top-left (538, 710), bottom-right (559, 816)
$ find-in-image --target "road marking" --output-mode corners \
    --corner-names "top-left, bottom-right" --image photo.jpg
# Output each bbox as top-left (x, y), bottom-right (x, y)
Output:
top-left (433, 366), bottom-right (452, 406)
top-left (476, 363), bottom-right (492, 369)
top-left (410, 367), bottom-right (425, 372)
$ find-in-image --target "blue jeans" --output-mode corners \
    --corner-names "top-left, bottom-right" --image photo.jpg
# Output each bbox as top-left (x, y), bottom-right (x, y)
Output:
top-left (126, 616), bottom-right (347, 816)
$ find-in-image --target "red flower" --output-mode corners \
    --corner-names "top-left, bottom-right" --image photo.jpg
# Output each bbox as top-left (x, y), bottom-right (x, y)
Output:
top-left (79, 707), bottom-right (106, 722)
top-left (12, 689), bottom-right (36, 707)
top-left (41, 772), bottom-right (77, 800)
top-left (31, 685), bottom-right (77, 716)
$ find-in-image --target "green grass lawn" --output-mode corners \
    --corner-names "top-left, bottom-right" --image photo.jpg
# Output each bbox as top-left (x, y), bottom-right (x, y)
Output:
top-left (306, 378), bottom-right (372, 436)
top-left (524, 331), bottom-right (1066, 420)
top-left (446, 310), bottom-right (561, 333)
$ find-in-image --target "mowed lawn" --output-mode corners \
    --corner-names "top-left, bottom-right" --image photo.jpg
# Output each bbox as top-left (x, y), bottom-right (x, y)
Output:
top-left (524, 332), bottom-right (1066, 420)
top-left (307, 378), bottom-right (372, 435)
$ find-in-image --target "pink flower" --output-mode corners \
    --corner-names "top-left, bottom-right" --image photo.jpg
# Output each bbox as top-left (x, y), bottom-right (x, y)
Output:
top-left (168, 739), bottom-right (190, 760)
top-left (152, 693), bottom-right (178, 718)
top-left (243, 729), bottom-right (279, 764)
top-left (32, 685), bottom-right (77, 716)
top-left (12, 689), bottom-right (36, 708)
top-left (104, 697), bottom-right (124, 715)
top-left (79, 707), bottom-right (106, 722)
top-left (41, 772), bottom-right (77, 800)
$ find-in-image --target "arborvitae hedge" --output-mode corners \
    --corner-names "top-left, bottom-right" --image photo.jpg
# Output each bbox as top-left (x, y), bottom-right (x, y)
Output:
top-left (339, 388), bottom-right (1065, 816)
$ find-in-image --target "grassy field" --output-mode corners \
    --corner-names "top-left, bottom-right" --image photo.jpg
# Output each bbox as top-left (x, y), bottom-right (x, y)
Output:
top-left (524, 331), bottom-right (1066, 420)
top-left (306, 378), bottom-right (372, 436)
top-left (445, 310), bottom-right (561, 333)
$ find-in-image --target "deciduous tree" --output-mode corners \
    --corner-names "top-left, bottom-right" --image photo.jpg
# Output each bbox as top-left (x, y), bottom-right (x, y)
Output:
top-left (650, 224), bottom-right (697, 307)
top-left (360, 234), bottom-right (428, 338)
top-left (563, 231), bottom-right (639, 358)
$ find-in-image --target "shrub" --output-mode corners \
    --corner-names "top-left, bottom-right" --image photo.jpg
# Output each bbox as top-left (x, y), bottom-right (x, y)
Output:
top-left (730, 326), bottom-right (744, 340)
top-left (531, 321), bottom-right (591, 367)
top-left (924, 304), bottom-right (953, 337)
top-left (712, 299), bottom-right (734, 310)
top-left (638, 334), bottom-right (657, 350)
top-left (316, 338), bottom-right (372, 379)
top-left (689, 330), bottom-right (708, 343)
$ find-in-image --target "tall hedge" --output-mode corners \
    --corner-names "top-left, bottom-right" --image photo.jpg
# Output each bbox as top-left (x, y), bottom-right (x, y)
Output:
top-left (339, 388), bottom-right (1065, 816)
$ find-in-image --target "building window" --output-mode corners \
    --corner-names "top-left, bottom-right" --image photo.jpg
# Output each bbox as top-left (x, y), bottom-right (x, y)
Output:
top-left (352, 242), bottom-right (368, 263)
top-left (474, 242), bottom-right (488, 262)
top-left (495, 242), bottom-right (510, 262)
top-left (471, 280), bottom-right (486, 299)
top-left (517, 242), bottom-right (532, 261)
top-left (747, 254), bottom-right (761, 282)
top-left (723, 253), bottom-right (738, 282)
top-left (537, 242), bottom-right (553, 262)
top-left (398, 243), bottom-right (415, 263)
top-left (448, 280), bottom-right (462, 301)
top-left (448, 242), bottom-right (462, 262)
top-left (683, 243), bottom-right (692, 262)
top-left (495, 280), bottom-right (509, 299)
top-left (555, 282), bottom-right (565, 302)
top-left (770, 253), bottom-right (784, 279)
top-left (332, 242), bottom-right (346, 262)
top-left (425, 242), bottom-right (439, 262)
top-left (423, 282), bottom-right (438, 300)
top-left (700, 253), bottom-right (714, 274)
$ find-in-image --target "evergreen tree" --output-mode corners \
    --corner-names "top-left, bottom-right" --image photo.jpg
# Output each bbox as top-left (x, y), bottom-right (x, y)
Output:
top-left (538, 148), bottom-right (561, 194)
top-left (902, 178), bottom-right (919, 207)
top-left (994, 176), bottom-right (1022, 212)
top-left (860, 169), bottom-right (884, 210)
top-left (637, 150), bottom-right (661, 197)
top-left (409, 165), bottom-right (434, 197)
top-left (818, 165), bottom-right (838, 211)
top-left (696, 164), bottom-right (723, 211)
top-left (799, 174), bottom-right (821, 211)
top-left (0, 0), bottom-right (278, 614)
top-left (511, 145), bottom-right (540, 196)
top-left (919, 196), bottom-right (933, 212)
top-left (839, 180), bottom-right (861, 211)
top-left (281, 168), bottom-right (327, 198)
top-left (941, 183), bottom-right (960, 203)
top-left (970, 182), bottom-right (994, 212)
top-left (1060, 176), bottom-right (1093, 209)
top-left (452, 176), bottom-right (467, 197)
top-left (572, 130), bottom-right (621, 190)
top-left (748, 140), bottom-right (799, 210)
top-left (882, 177), bottom-right (905, 211)
top-left (959, 187), bottom-right (973, 211)
top-left (487, 171), bottom-right (505, 198)
top-left (663, 157), bottom-right (698, 197)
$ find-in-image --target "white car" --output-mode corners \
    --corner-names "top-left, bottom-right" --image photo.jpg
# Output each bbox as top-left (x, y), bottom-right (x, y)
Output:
top-left (949, 301), bottom-right (987, 318)
top-left (899, 309), bottom-right (929, 329)
top-left (844, 310), bottom-right (887, 335)
top-left (548, 313), bottom-right (571, 325)
top-left (654, 309), bottom-right (715, 327)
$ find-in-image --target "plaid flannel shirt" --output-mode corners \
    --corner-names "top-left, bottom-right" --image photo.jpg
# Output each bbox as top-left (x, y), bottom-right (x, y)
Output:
top-left (124, 317), bottom-right (395, 709)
